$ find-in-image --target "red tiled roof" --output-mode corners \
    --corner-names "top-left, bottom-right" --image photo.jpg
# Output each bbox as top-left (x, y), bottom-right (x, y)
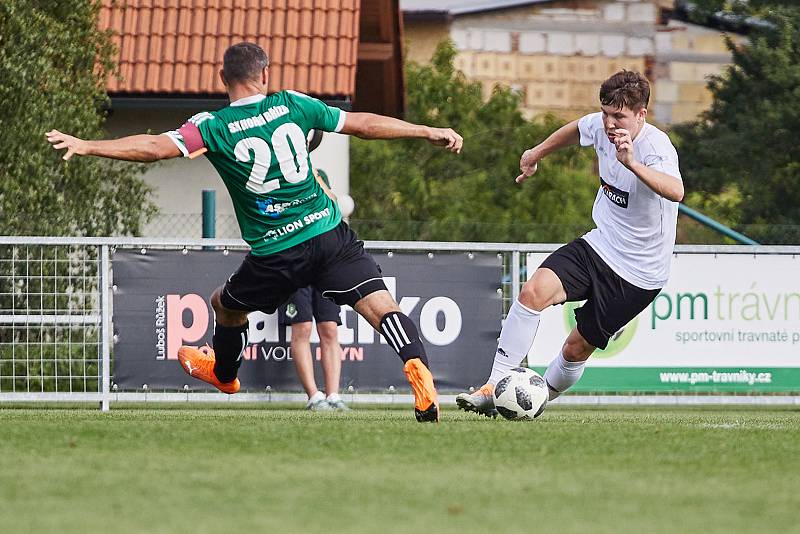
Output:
top-left (100, 0), bottom-right (360, 98)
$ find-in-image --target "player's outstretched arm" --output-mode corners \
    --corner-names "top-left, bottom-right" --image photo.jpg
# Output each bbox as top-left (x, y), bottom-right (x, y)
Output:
top-left (45, 130), bottom-right (182, 162)
top-left (341, 112), bottom-right (462, 153)
top-left (516, 120), bottom-right (580, 184)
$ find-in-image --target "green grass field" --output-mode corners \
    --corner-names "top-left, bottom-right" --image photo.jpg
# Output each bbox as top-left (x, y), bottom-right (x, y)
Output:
top-left (1, 404), bottom-right (798, 533)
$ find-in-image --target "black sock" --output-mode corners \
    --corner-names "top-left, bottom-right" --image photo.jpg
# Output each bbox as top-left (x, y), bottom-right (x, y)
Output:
top-left (378, 312), bottom-right (429, 368)
top-left (213, 323), bottom-right (248, 383)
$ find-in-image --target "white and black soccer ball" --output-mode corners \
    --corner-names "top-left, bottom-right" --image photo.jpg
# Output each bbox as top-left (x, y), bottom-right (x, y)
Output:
top-left (494, 367), bottom-right (548, 421)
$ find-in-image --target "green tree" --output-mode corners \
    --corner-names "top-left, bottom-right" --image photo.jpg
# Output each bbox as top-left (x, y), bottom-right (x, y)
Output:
top-left (0, 1), bottom-right (156, 393)
top-left (673, 7), bottom-right (800, 243)
top-left (679, 0), bottom-right (798, 22)
top-left (349, 41), bottom-right (598, 242)
top-left (0, 0), bottom-right (155, 236)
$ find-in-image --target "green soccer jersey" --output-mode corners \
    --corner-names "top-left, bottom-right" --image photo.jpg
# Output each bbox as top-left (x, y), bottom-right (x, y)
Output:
top-left (165, 91), bottom-right (345, 255)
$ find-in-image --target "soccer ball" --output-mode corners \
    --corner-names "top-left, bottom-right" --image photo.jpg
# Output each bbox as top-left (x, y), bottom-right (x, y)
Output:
top-left (494, 367), bottom-right (549, 421)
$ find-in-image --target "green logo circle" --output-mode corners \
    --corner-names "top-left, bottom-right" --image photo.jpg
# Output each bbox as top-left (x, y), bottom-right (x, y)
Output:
top-left (563, 301), bottom-right (637, 358)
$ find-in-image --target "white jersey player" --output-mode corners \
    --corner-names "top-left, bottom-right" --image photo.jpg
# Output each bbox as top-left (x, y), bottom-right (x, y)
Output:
top-left (457, 70), bottom-right (684, 417)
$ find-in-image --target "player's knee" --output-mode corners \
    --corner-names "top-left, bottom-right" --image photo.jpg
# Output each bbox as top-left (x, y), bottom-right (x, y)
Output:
top-left (316, 323), bottom-right (339, 344)
top-left (210, 287), bottom-right (248, 327)
top-left (210, 287), bottom-right (224, 310)
top-left (562, 336), bottom-right (594, 362)
top-left (353, 289), bottom-right (399, 328)
top-left (291, 321), bottom-right (313, 340)
top-left (519, 281), bottom-right (553, 311)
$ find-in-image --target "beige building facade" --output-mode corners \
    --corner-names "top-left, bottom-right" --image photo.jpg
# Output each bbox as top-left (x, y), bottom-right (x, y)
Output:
top-left (402, 0), bottom-right (743, 124)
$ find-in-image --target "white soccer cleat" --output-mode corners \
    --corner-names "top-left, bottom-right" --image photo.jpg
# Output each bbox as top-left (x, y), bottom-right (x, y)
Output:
top-left (455, 384), bottom-right (498, 418)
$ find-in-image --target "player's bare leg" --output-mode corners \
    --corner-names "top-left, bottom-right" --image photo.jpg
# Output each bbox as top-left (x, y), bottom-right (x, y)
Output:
top-left (317, 321), bottom-right (349, 410)
top-left (178, 286), bottom-right (248, 394)
top-left (354, 290), bottom-right (439, 422)
top-left (457, 268), bottom-right (565, 417)
top-left (290, 321), bottom-right (331, 410)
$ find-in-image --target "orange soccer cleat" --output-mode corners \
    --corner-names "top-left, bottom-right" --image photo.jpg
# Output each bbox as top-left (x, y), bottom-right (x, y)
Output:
top-left (178, 346), bottom-right (240, 394)
top-left (403, 358), bottom-right (439, 423)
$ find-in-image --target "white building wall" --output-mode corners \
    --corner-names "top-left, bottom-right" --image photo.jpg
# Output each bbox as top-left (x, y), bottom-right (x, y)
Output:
top-left (601, 34), bottom-right (626, 56)
top-left (519, 32), bottom-right (546, 54)
top-left (628, 36), bottom-right (654, 55)
top-left (451, 28), bottom-right (469, 49)
top-left (310, 132), bottom-right (350, 197)
top-left (655, 32), bottom-right (673, 53)
top-left (603, 3), bottom-right (626, 22)
top-left (574, 34), bottom-right (601, 56)
top-left (483, 30), bottom-right (512, 52)
top-left (547, 32), bottom-right (575, 55)
top-left (627, 2), bottom-right (657, 23)
top-left (467, 30), bottom-right (484, 50)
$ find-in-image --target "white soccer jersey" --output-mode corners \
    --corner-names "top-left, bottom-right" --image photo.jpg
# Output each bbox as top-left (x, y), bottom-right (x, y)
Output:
top-left (577, 112), bottom-right (682, 289)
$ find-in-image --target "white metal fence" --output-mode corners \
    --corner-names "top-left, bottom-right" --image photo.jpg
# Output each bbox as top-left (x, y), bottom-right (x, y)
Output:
top-left (0, 240), bottom-right (110, 408)
top-left (1, 236), bottom-right (799, 410)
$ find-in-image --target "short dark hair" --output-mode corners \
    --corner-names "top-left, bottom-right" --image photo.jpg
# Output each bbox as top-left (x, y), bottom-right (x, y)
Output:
top-left (599, 71), bottom-right (650, 111)
top-left (222, 42), bottom-right (269, 85)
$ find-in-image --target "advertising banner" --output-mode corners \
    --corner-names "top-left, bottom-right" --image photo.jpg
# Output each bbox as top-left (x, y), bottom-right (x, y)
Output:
top-left (527, 252), bottom-right (800, 391)
top-left (113, 249), bottom-right (501, 392)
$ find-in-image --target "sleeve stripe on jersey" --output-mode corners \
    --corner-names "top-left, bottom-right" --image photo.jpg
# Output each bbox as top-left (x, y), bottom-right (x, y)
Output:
top-left (188, 112), bottom-right (214, 125)
top-left (335, 110), bottom-right (347, 133)
top-left (162, 131), bottom-right (189, 158)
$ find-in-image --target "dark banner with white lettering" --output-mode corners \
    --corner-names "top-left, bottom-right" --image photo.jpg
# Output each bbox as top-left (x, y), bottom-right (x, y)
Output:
top-left (112, 249), bottom-right (501, 392)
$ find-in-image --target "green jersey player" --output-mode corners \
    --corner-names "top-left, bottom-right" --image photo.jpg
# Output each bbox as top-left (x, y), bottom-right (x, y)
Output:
top-left (166, 90), bottom-right (344, 255)
top-left (46, 42), bottom-right (463, 422)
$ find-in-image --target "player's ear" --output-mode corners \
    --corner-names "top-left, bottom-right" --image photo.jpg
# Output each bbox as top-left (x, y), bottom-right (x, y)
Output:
top-left (261, 67), bottom-right (268, 86)
top-left (219, 69), bottom-right (228, 87)
top-left (638, 107), bottom-right (648, 122)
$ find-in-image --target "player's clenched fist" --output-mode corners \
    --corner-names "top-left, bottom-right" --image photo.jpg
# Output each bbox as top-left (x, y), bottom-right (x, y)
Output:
top-left (609, 128), bottom-right (634, 167)
top-left (515, 148), bottom-right (539, 184)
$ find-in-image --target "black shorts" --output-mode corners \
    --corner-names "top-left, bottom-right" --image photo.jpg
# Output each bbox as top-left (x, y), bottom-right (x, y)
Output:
top-left (539, 238), bottom-right (660, 350)
top-left (220, 221), bottom-right (385, 313)
top-left (277, 286), bottom-right (342, 326)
